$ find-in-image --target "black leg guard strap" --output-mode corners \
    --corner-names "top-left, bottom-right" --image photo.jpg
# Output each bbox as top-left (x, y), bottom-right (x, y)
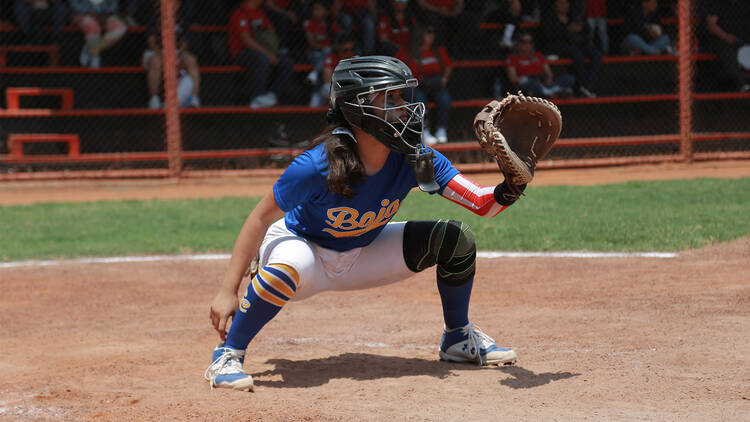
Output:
top-left (403, 220), bottom-right (477, 285)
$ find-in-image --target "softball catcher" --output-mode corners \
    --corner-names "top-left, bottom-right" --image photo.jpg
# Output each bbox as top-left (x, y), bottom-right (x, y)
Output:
top-left (205, 56), bottom-right (561, 391)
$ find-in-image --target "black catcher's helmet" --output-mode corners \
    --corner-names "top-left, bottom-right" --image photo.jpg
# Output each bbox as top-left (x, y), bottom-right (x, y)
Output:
top-left (330, 56), bottom-right (439, 192)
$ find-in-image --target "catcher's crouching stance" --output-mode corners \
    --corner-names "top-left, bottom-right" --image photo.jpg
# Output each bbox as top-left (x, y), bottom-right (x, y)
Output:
top-left (205, 56), bottom-right (562, 392)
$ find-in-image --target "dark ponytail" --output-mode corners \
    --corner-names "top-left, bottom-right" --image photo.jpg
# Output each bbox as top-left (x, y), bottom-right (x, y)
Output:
top-left (308, 122), bottom-right (366, 198)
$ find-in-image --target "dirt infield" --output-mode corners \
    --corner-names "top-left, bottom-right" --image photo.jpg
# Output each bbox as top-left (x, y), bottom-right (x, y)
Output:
top-left (1, 161), bottom-right (749, 421)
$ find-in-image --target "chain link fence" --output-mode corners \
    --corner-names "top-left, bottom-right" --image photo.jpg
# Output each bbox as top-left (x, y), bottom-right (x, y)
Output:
top-left (0, 0), bottom-right (748, 178)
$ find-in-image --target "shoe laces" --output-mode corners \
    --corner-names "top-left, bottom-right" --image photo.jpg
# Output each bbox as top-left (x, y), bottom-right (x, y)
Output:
top-left (460, 323), bottom-right (496, 366)
top-left (203, 347), bottom-right (245, 389)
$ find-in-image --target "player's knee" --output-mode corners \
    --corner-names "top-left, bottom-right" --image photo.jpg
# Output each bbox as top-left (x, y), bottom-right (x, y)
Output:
top-left (435, 220), bottom-right (476, 283)
top-left (148, 55), bottom-right (163, 70)
top-left (402, 220), bottom-right (476, 280)
top-left (181, 53), bottom-right (197, 68)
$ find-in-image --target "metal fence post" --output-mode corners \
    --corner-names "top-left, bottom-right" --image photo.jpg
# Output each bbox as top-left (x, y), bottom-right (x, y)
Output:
top-left (678, 0), bottom-right (694, 163)
top-left (161, 0), bottom-right (183, 177)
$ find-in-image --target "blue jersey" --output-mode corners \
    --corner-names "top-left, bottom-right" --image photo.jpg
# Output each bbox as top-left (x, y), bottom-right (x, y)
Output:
top-left (273, 136), bottom-right (459, 251)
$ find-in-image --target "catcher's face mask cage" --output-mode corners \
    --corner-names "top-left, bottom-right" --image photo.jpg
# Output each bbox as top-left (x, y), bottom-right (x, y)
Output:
top-left (347, 79), bottom-right (425, 154)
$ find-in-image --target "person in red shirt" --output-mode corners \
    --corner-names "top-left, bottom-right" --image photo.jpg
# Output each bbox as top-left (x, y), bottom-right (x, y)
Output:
top-left (506, 31), bottom-right (574, 99)
top-left (304, 1), bottom-right (342, 75)
top-left (585, 0), bottom-right (608, 54)
top-left (229, 0), bottom-right (294, 108)
top-left (377, 0), bottom-right (417, 56)
top-left (397, 25), bottom-right (453, 144)
top-left (309, 34), bottom-right (357, 106)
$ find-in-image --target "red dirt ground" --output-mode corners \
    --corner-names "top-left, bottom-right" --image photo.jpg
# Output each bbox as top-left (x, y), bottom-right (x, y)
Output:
top-left (1, 161), bottom-right (749, 421)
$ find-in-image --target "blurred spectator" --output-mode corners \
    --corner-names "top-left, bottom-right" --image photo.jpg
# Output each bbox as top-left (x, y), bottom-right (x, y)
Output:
top-left (621, 0), bottom-right (671, 56)
top-left (229, 0), bottom-right (295, 108)
top-left (415, 0), bottom-right (480, 59)
top-left (397, 25), bottom-right (453, 144)
top-left (506, 31), bottom-right (574, 98)
top-left (121, 0), bottom-right (139, 25)
top-left (144, 0), bottom-right (200, 109)
top-left (70, 0), bottom-right (127, 68)
top-left (303, 0), bottom-right (341, 79)
top-left (520, 0), bottom-right (539, 22)
top-left (377, 0), bottom-right (416, 56)
top-left (541, 0), bottom-right (600, 98)
top-left (703, 0), bottom-right (750, 92)
top-left (265, 0), bottom-right (309, 53)
top-left (489, 0), bottom-right (523, 51)
top-left (584, 0), bottom-right (608, 54)
top-left (333, 0), bottom-right (377, 55)
top-left (309, 34), bottom-right (357, 106)
top-left (13, 0), bottom-right (68, 45)
top-left (486, 0), bottom-right (539, 24)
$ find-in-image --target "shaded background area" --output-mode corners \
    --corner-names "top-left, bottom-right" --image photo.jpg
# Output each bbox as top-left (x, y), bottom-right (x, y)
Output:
top-left (0, 0), bottom-right (748, 174)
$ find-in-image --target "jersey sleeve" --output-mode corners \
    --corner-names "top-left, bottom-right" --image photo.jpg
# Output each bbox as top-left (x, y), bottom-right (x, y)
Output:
top-left (430, 148), bottom-right (460, 192)
top-left (273, 152), bottom-right (325, 212)
top-left (508, 54), bottom-right (519, 70)
top-left (439, 46), bottom-right (452, 68)
top-left (440, 173), bottom-right (508, 218)
top-left (377, 16), bottom-right (390, 37)
top-left (322, 53), bottom-right (336, 69)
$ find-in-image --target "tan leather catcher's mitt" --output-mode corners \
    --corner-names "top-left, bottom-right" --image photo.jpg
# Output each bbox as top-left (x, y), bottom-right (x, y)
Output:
top-left (473, 93), bottom-right (562, 186)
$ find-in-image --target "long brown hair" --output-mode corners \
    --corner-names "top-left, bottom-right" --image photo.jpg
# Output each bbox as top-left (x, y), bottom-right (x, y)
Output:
top-left (308, 123), bottom-right (366, 198)
top-left (408, 25), bottom-right (444, 78)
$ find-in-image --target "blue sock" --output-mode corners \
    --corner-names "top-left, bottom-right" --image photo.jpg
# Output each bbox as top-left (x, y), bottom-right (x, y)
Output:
top-left (436, 277), bottom-right (473, 330)
top-left (225, 264), bottom-right (299, 350)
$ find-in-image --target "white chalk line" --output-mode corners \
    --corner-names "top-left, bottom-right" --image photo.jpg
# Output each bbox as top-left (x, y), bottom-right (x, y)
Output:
top-left (0, 250), bottom-right (678, 269)
top-left (478, 251), bottom-right (678, 259)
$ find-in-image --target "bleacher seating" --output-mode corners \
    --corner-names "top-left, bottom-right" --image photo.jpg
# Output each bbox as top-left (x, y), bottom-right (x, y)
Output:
top-left (0, 17), bottom-right (748, 169)
top-left (6, 133), bottom-right (80, 159)
top-left (0, 54), bottom-right (729, 108)
top-left (6, 87), bottom-right (73, 110)
top-left (0, 44), bottom-right (59, 67)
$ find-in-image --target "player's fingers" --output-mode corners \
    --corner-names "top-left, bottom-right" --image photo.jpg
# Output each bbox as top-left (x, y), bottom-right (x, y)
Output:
top-left (209, 307), bottom-right (219, 329)
top-left (219, 316), bottom-right (231, 342)
top-left (217, 315), bottom-right (230, 340)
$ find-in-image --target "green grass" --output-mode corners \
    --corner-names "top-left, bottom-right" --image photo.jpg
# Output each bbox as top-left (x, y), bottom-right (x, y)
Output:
top-left (1, 178), bottom-right (748, 261)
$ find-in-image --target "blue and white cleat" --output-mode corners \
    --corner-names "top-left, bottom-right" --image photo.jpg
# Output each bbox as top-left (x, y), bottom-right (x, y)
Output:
top-left (439, 323), bottom-right (517, 366)
top-left (204, 343), bottom-right (254, 391)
